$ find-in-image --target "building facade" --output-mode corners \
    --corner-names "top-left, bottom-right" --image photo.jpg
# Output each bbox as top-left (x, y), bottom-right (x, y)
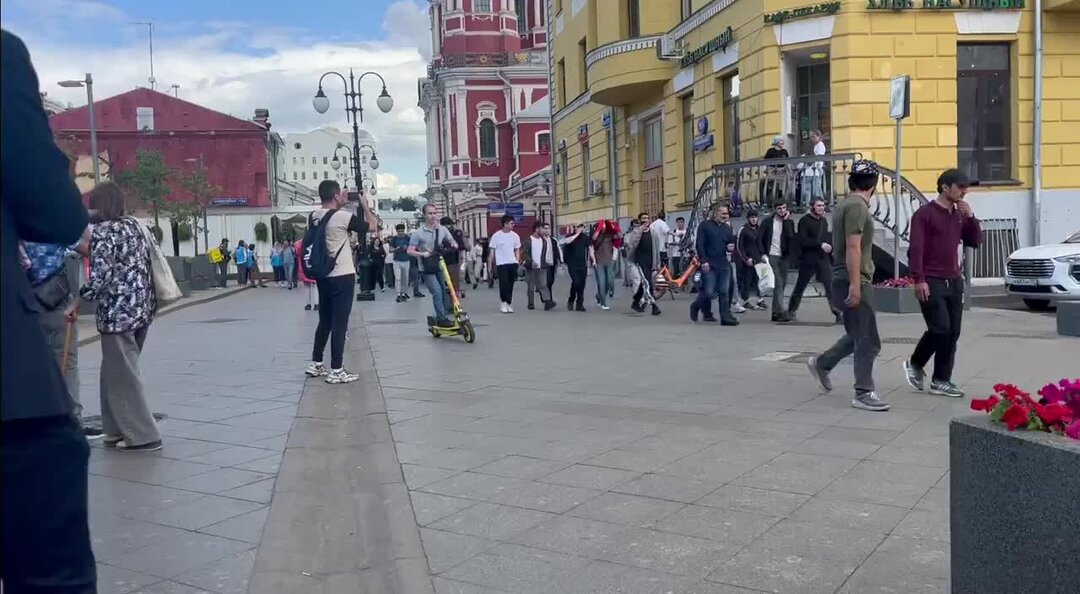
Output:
top-left (550, 0), bottom-right (1080, 247)
top-left (280, 126), bottom-right (378, 195)
top-left (419, 0), bottom-right (554, 241)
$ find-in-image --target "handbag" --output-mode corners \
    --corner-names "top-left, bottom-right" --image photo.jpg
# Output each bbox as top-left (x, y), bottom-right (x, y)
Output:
top-left (755, 261), bottom-right (775, 296)
top-left (131, 218), bottom-right (183, 303)
top-left (32, 271), bottom-right (72, 310)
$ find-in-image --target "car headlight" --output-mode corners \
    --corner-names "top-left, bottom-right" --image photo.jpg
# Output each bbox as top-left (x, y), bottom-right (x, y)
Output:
top-left (1053, 254), bottom-right (1080, 264)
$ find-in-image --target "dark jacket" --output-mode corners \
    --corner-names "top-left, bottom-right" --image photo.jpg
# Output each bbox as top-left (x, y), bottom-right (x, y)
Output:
top-left (736, 223), bottom-right (764, 264)
top-left (759, 215), bottom-right (797, 262)
top-left (795, 214), bottom-right (831, 263)
top-left (696, 219), bottom-right (735, 269)
top-left (521, 235), bottom-right (561, 269)
top-left (2, 30), bottom-right (90, 421)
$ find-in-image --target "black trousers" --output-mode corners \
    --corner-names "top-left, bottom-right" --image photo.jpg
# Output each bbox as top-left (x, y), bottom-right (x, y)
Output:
top-left (789, 257), bottom-right (838, 314)
top-left (313, 274), bottom-right (355, 369)
top-left (568, 265), bottom-right (587, 307)
top-left (546, 266), bottom-right (556, 295)
top-left (217, 261), bottom-right (229, 287)
top-left (633, 262), bottom-right (653, 306)
top-left (910, 277), bottom-right (965, 382)
top-left (496, 264), bottom-right (518, 304)
top-left (737, 262), bottom-right (760, 301)
top-left (371, 259), bottom-right (386, 290)
top-left (1, 415), bottom-right (96, 593)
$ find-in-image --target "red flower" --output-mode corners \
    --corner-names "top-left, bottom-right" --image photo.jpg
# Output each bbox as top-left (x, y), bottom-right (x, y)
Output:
top-left (1066, 419), bottom-right (1080, 441)
top-left (1002, 402), bottom-right (1031, 431)
top-left (1035, 402), bottom-right (1073, 426)
top-left (970, 396), bottom-right (1000, 412)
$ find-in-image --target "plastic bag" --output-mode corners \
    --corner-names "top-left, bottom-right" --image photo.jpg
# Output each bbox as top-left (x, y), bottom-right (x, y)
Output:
top-left (755, 261), bottom-right (774, 296)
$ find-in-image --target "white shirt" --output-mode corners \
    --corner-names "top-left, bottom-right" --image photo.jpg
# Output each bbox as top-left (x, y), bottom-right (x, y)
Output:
top-left (807, 140), bottom-right (827, 176)
top-left (310, 207), bottom-right (362, 278)
top-left (651, 219), bottom-right (671, 253)
top-left (489, 229), bottom-right (521, 266)
top-left (769, 217), bottom-right (783, 257)
top-left (669, 228), bottom-right (686, 257)
top-left (529, 236), bottom-right (550, 268)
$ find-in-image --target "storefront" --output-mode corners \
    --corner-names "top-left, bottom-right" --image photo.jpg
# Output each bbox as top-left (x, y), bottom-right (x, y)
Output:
top-left (551, 0), bottom-right (1080, 245)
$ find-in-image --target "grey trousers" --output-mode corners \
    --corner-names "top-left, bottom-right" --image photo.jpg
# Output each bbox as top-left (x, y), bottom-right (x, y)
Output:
top-left (40, 305), bottom-right (80, 418)
top-left (768, 255), bottom-right (790, 315)
top-left (525, 267), bottom-right (552, 306)
top-left (818, 279), bottom-right (881, 394)
top-left (100, 326), bottom-right (161, 446)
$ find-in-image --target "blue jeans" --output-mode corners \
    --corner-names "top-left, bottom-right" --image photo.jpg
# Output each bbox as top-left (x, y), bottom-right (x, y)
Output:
top-left (594, 263), bottom-right (615, 306)
top-left (693, 264), bottom-right (731, 319)
top-left (423, 273), bottom-right (450, 321)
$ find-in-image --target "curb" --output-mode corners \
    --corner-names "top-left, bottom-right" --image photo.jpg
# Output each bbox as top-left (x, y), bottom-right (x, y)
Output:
top-left (77, 286), bottom-right (251, 347)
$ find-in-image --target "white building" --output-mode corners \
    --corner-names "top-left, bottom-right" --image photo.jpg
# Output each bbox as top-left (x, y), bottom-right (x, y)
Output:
top-left (281, 126), bottom-right (379, 194)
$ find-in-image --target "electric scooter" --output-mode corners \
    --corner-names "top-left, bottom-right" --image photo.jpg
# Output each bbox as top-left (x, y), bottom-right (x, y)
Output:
top-left (427, 253), bottom-right (476, 344)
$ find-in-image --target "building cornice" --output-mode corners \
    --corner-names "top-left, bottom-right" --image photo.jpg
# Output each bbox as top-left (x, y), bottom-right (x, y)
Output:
top-left (553, 92), bottom-right (592, 124)
top-left (670, 0), bottom-right (737, 41)
top-left (585, 36), bottom-right (661, 69)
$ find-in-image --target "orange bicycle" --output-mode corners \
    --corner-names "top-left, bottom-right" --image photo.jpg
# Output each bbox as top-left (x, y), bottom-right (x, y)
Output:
top-left (652, 256), bottom-right (699, 300)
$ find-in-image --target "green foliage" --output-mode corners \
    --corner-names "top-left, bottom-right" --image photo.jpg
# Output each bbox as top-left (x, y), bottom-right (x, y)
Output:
top-left (176, 222), bottom-right (193, 242)
top-left (254, 221), bottom-right (269, 242)
top-left (394, 196), bottom-right (419, 211)
top-left (112, 148), bottom-right (173, 227)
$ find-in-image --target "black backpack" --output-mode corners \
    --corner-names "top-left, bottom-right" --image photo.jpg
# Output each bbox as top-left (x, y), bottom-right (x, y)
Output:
top-left (301, 209), bottom-right (344, 281)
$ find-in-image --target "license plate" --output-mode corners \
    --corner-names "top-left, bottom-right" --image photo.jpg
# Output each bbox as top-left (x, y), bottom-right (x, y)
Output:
top-left (1010, 278), bottom-right (1038, 286)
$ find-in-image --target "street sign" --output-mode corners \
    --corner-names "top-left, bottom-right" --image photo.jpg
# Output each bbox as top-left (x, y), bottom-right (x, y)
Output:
top-left (602, 111), bottom-right (612, 129)
top-left (890, 75), bottom-right (910, 120)
top-left (210, 197), bottom-right (248, 206)
top-left (487, 202), bottom-right (524, 222)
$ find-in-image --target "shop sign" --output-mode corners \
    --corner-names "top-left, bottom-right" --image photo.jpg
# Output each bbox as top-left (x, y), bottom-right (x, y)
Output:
top-left (867, 0), bottom-right (1024, 9)
top-left (679, 27), bottom-right (734, 69)
top-left (764, 2), bottom-right (841, 24)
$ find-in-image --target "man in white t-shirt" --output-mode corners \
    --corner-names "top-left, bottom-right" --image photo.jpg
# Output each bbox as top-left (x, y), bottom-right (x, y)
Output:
top-left (668, 216), bottom-right (687, 277)
top-left (651, 212), bottom-right (671, 269)
top-left (487, 214), bottom-right (522, 313)
top-left (304, 180), bottom-right (373, 384)
top-left (801, 129), bottom-right (827, 208)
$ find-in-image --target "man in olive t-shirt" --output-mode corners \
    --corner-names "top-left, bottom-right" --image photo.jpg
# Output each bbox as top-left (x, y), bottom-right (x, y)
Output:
top-left (809, 160), bottom-right (889, 413)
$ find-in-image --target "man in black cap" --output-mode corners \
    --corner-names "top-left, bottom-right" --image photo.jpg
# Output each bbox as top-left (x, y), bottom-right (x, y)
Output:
top-left (903, 168), bottom-right (983, 398)
top-left (440, 216), bottom-right (467, 298)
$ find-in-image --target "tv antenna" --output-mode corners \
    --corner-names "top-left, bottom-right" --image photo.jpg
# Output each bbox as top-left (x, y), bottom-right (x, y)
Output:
top-left (130, 21), bottom-right (156, 90)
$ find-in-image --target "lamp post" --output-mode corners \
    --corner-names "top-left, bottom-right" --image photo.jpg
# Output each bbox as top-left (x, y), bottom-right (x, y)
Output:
top-left (58, 73), bottom-right (99, 183)
top-left (183, 155), bottom-right (210, 254)
top-left (312, 69), bottom-right (393, 301)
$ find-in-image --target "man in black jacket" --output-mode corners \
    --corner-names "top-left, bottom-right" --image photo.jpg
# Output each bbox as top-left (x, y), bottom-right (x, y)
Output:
top-left (789, 198), bottom-right (842, 322)
top-left (759, 202), bottom-right (798, 322)
top-left (690, 203), bottom-right (739, 325)
top-left (1, 29), bottom-right (97, 592)
top-left (735, 210), bottom-right (767, 310)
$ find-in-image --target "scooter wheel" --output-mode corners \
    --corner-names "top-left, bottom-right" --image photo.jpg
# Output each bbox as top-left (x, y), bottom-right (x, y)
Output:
top-left (461, 320), bottom-right (476, 344)
top-left (429, 328), bottom-right (439, 338)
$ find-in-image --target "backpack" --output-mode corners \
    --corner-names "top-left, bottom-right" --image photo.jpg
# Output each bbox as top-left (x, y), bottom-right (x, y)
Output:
top-left (301, 209), bottom-right (344, 281)
top-left (208, 247), bottom-right (223, 264)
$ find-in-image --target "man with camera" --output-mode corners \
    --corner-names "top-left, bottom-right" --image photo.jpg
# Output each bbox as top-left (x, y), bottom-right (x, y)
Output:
top-left (408, 203), bottom-right (457, 327)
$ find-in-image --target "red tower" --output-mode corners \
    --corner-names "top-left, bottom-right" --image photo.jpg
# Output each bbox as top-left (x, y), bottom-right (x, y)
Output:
top-left (419, 0), bottom-right (551, 242)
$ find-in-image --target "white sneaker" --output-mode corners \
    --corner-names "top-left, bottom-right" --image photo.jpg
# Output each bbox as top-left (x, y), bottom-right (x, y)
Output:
top-left (304, 362), bottom-right (328, 377)
top-left (731, 302), bottom-right (747, 314)
top-left (600, 304), bottom-right (611, 311)
top-left (500, 302), bottom-right (509, 313)
top-left (506, 304), bottom-right (514, 313)
top-left (325, 368), bottom-right (360, 384)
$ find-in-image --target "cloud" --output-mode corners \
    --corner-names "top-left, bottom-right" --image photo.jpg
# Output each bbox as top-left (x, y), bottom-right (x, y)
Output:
top-left (3, 0), bottom-right (432, 194)
top-left (375, 172), bottom-right (425, 199)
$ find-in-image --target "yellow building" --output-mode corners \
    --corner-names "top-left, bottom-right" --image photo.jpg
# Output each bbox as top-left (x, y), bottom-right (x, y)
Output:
top-left (549, 0), bottom-right (1080, 247)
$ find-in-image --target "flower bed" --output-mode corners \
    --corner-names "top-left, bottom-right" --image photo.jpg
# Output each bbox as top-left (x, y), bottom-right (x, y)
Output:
top-left (970, 379), bottom-right (1080, 441)
top-left (871, 277), bottom-right (920, 313)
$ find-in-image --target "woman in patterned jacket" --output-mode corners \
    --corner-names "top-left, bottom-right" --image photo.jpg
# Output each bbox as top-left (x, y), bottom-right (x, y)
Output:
top-left (78, 182), bottom-right (162, 452)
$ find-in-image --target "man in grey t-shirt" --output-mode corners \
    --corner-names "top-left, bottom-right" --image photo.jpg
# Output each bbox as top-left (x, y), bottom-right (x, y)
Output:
top-left (407, 203), bottom-right (456, 326)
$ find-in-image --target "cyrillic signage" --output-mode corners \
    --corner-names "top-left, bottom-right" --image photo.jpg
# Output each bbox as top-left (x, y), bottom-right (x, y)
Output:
top-left (764, 2), bottom-right (841, 24)
top-left (679, 27), bottom-right (734, 69)
top-left (867, 0), bottom-right (1024, 9)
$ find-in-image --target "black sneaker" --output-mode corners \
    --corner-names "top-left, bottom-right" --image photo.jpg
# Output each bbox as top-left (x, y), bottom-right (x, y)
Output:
top-left (414, 292), bottom-right (426, 298)
top-left (720, 317), bottom-right (739, 326)
top-left (83, 426), bottom-right (104, 440)
top-left (436, 318), bottom-right (455, 328)
top-left (690, 302), bottom-right (700, 322)
top-left (544, 301), bottom-right (557, 311)
top-left (631, 303), bottom-right (645, 313)
top-left (116, 440), bottom-right (164, 452)
top-left (929, 381), bottom-right (965, 398)
top-left (651, 304), bottom-right (661, 316)
top-left (575, 304), bottom-right (586, 312)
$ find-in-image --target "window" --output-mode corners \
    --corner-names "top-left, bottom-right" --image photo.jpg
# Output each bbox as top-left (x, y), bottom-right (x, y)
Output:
top-left (681, 95), bottom-right (695, 203)
top-left (311, 155), bottom-right (316, 164)
top-left (300, 156), bottom-right (305, 165)
top-left (342, 155), bottom-right (347, 164)
top-left (578, 39), bottom-right (588, 97)
top-left (680, 0), bottom-right (692, 20)
top-left (292, 157), bottom-right (297, 164)
top-left (721, 73), bottom-right (740, 164)
top-left (323, 156), bottom-right (328, 165)
top-left (582, 143), bottom-right (591, 198)
top-left (301, 172), bottom-right (306, 180)
top-left (516, 0), bottom-right (528, 33)
top-left (537, 132), bottom-right (551, 154)
top-left (474, 0), bottom-right (491, 12)
top-left (324, 171), bottom-right (329, 179)
top-left (362, 156), bottom-right (368, 164)
top-left (293, 172), bottom-right (298, 180)
top-left (479, 119), bottom-right (497, 159)
top-left (560, 151), bottom-right (570, 205)
top-left (957, 43), bottom-right (1011, 182)
top-left (643, 117), bottom-right (663, 169)
top-left (136, 107), bottom-right (155, 131)
top-left (557, 59), bottom-right (567, 108)
top-left (628, 0), bottom-right (640, 38)
top-left (312, 172), bottom-right (317, 181)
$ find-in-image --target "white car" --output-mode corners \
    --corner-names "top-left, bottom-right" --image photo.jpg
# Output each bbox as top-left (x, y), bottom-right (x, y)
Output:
top-left (1005, 231), bottom-right (1080, 310)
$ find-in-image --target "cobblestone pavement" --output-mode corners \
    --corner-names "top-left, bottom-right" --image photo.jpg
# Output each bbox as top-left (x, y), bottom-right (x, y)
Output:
top-left (79, 274), bottom-right (1076, 593)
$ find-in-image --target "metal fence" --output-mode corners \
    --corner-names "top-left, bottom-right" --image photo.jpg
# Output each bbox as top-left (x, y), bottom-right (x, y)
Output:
top-left (970, 218), bottom-right (1018, 279)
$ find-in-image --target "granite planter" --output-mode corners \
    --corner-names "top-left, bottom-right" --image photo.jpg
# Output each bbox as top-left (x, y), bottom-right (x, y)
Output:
top-left (1057, 301), bottom-right (1080, 337)
top-left (873, 285), bottom-right (921, 314)
top-left (188, 257), bottom-right (216, 291)
top-left (950, 415), bottom-right (1080, 594)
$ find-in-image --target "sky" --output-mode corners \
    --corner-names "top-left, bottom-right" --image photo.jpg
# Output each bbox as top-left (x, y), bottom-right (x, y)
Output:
top-left (1, 0), bottom-right (433, 198)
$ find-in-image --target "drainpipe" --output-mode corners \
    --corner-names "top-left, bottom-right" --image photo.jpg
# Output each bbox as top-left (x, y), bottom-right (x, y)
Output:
top-left (608, 108), bottom-right (619, 221)
top-left (1032, 0), bottom-right (1044, 246)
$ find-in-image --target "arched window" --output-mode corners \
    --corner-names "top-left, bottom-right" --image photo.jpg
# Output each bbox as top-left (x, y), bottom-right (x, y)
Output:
top-left (478, 119), bottom-right (496, 159)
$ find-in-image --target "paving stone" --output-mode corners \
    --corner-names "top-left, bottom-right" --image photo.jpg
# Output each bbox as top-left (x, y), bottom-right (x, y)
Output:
top-left (172, 549), bottom-right (256, 593)
top-left (601, 528), bottom-right (741, 578)
top-left (402, 464), bottom-right (462, 489)
top-left (493, 480), bottom-right (600, 513)
top-left (410, 492), bottom-right (478, 526)
top-left (556, 560), bottom-right (695, 594)
top-left (913, 482), bottom-right (949, 513)
top-left (186, 445), bottom-right (278, 468)
top-left (130, 495), bottom-right (264, 531)
top-left (420, 528), bottom-right (497, 574)
top-left (439, 543), bottom-right (588, 593)
top-left (611, 473), bottom-right (718, 504)
top-left (199, 507), bottom-right (269, 544)
top-left (420, 471), bottom-right (528, 503)
top-left (505, 514), bottom-right (631, 557)
top-left (654, 505), bottom-right (779, 545)
top-left (230, 453), bottom-right (282, 474)
top-left (787, 497), bottom-right (910, 534)
top-left (429, 502), bottom-right (555, 540)
top-left (568, 492), bottom-right (685, 527)
top-left (166, 468), bottom-right (272, 494)
top-left (137, 581), bottom-right (213, 593)
top-left (432, 576), bottom-right (512, 594)
top-left (88, 477), bottom-right (204, 519)
top-left (682, 581), bottom-right (768, 594)
top-left (695, 485), bottom-right (811, 518)
top-left (218, 478), bottom-right (274, 504)
top-left (836, 536), bottom-right (950, 593)
top-left (472, 455), bottom-right (570, 480)
top-left (539, 464), bottom-right (640, 491)
top-left (892, 509), bottom-right (950, 542)
top-left (89, 455), bottom-right (219, 485)
top-left (733, 452), bottom-right (859, 495)
top-left (109, 531), bottom-right (254, 580)
top-left (818, 460), bottom-right (947, 508)
top-left (95, 563), bottom-right (160, 593)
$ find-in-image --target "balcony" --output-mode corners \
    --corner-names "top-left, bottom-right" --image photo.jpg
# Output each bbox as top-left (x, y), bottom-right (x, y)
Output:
top-left (586, 36), bottom-right (673, 106)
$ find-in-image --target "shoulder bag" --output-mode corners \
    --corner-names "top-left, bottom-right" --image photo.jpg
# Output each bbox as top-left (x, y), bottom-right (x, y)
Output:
top-left (131, 218), bottom-right (183, 303)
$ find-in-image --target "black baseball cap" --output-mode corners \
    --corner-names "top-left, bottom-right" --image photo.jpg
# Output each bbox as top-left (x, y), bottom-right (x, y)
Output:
top-left (937, 168), bottom-right (978, 189)
top-left (440, 216), bottom-right (455, 226)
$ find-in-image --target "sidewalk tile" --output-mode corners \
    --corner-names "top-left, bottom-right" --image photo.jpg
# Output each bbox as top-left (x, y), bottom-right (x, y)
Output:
top-left (568, 492), bottom-right (684, 527)
top-left (199, 507), bottom-right (269, 544)
top-left (696, 485), bottom-right (811, 517)
top-left (429, 502), bottom-right (554, 540)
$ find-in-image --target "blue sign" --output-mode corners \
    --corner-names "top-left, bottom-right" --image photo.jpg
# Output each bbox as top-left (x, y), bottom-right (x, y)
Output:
top-left (693, 134), bottom-right (714, 152)
top-left (487, 202), bottom-right (525, 222)
top-left (210, 197), bottom-right (248, 206)
top-left (602, 111), bottom-right (612, 129)
top-left (697, 116), bottom-right (709, 135)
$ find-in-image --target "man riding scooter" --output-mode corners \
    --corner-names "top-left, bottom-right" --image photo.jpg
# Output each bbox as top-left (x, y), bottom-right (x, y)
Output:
top-left (408, 203), bottom-right (457, 328)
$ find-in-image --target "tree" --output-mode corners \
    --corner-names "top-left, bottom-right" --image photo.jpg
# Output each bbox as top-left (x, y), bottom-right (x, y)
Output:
top-left (113, 148), bottom-right (173, 232)
top-left (394, 196), bottom-right (418, 211)
top-left (175, 166), bottom-right (223, 255)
